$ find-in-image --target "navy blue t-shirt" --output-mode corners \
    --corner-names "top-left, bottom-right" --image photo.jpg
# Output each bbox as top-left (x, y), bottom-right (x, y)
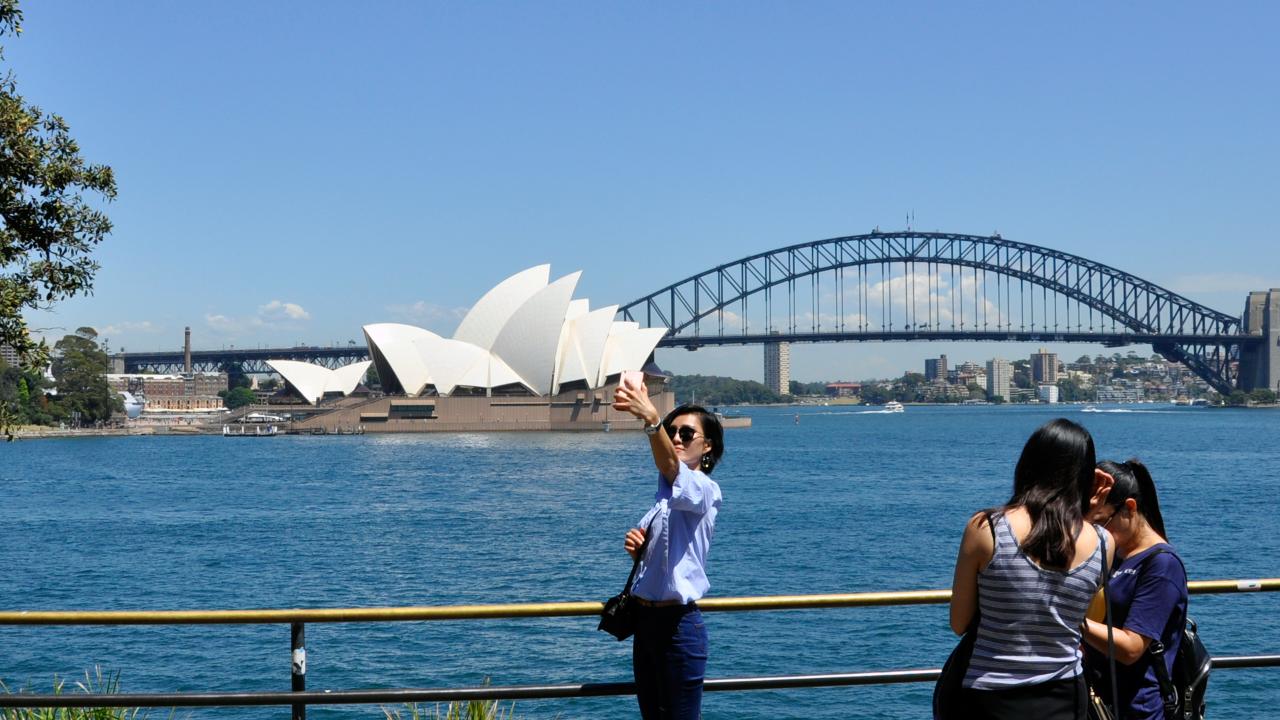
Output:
top-left (1086, 544), bottom-right (1188, 720)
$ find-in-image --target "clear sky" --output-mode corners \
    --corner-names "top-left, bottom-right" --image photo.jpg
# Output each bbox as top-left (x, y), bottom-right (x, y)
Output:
top-left (10, 2), bottom-right (1279, 382)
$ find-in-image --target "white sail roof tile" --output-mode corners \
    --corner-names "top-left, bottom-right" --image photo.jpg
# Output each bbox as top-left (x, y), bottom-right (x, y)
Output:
top-left (452, 265), bottom-right (550, 351)
top-left (491, 272), bottom-right (580, 396)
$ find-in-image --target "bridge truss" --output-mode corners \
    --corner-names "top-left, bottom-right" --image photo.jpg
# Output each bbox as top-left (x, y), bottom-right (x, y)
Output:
top-left (620, 232), bottom-right (1254, 394)
top-left (121, 346), bottom-right (369, 375)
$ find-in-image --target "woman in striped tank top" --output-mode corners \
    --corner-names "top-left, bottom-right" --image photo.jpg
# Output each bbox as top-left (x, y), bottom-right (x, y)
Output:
top-left (949, 418), bottom-right (1116, 719)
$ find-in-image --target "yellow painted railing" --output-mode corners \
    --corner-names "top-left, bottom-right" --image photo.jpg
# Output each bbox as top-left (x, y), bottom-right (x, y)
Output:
top-left (1, 578), bottom-right (1277, 718)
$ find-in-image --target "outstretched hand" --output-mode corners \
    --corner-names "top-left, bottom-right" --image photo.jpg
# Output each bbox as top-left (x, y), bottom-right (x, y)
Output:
top-left (613, 383), bottom-right (660, 425)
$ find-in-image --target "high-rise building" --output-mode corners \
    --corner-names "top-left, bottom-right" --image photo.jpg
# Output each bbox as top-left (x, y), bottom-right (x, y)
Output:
top-left (764, 339), bottom-right (791, 396)
top-left (987, 358), bottom-right (1012, 402)
top-left (1031, 348), bottom-right (1059, 384)
top-left (925, 354), bottom-right (948, 381)
top-left (0, 343), bottom-right (18, 368)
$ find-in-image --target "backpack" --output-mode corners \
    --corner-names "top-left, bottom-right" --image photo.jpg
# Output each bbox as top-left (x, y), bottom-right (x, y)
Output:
top-left (1144, 550), bottom-right (1211, 720)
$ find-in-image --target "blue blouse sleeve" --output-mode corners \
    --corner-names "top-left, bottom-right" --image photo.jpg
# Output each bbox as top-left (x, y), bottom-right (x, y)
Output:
top-left (667, 463), bottom-right (722, 515)
top-left (1123, 551), bottom-right (1187, 642)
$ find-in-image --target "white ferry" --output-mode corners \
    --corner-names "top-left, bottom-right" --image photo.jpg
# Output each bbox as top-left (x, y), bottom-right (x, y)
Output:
top-left (884, 401), bottom-right (904, 413)
top-left (223, 423), bottom-right (278, 437)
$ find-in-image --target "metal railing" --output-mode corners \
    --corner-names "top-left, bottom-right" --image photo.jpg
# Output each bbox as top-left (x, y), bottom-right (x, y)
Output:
top-left (2, 578), bottom-right (1278, 717)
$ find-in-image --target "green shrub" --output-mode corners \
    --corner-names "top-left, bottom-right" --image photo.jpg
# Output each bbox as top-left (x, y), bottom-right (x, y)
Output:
top-left (0, 667), bottom-right (173, 720)
top-left (382, 698), bottom-right (520, 720)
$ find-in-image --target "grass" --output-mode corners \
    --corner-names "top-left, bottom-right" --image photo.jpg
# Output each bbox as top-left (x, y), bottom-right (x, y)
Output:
top-left (381, 679), bottom-right (538, 720)
top-left (381, 698), bottom-right (523, 720)
top-left (0, 667), bottom-right (174, 720)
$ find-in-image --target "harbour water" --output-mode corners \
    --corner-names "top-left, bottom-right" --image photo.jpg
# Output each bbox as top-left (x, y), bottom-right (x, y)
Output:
top-left (2, 404), bottom-right (1279, 718)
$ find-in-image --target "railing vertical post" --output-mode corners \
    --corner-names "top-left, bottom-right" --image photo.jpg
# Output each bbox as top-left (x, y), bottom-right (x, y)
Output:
top-left (291, 621), bottom-right (306, 720)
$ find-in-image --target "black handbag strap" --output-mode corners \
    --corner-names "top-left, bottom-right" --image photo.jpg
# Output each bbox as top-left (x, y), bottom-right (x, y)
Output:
top-left (1099, 526), bottom-right (1121, 720)
top-left (620, 511), bottom-right (660, 594)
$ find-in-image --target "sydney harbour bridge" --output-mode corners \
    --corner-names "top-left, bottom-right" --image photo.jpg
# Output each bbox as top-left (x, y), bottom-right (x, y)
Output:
top-left (116, 232), bottom-right (1280, 394)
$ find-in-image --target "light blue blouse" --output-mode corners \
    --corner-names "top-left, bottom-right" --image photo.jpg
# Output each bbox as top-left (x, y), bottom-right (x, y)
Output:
top-left (631, 462), bottom-right (723, 604)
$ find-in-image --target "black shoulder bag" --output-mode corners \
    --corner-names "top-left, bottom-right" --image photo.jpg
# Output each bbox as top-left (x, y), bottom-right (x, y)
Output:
top-left (932, 513), bottom-right (997, 720)
top-left (598, 513), bottom-right (658, 641)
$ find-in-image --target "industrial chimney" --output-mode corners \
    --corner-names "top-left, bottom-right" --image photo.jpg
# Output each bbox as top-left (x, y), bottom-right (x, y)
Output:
top-left (184, 326), bottom-right (192, 374)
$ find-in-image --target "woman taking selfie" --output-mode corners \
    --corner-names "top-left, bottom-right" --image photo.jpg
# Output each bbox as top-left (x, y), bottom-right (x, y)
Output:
top-left (949, 418), bottom-right (1114, 719)
top-left (613, 377), bottom-right (724, 720)
top-left (1083, 459), bottom-right (1188, 720)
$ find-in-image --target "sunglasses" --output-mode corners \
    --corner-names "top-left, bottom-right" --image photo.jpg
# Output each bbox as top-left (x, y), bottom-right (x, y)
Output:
top-left (665, 425), bottom-right (703, 444)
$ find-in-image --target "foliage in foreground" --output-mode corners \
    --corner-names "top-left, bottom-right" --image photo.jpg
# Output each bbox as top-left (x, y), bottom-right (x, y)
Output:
top-left (0, 0), bottom-right (117, 371)
top-left (0, 667), bottom-right (172, 720)
top-left (382, 698), bottom-right (522, 720)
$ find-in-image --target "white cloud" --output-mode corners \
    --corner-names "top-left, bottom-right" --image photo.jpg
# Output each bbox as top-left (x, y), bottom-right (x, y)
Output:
top-left (259, 300), bottom-right (311, 321)
top-left (205, 313), bottom-right (239, 332)
top-left (385, 301), bottom-right (469, 327)
top-left (101, 320), bottom-right (160, 336)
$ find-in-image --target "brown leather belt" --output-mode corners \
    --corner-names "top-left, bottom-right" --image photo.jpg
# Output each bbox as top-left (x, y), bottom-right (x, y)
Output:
top-left (632, 596), bottom-right (684, 608)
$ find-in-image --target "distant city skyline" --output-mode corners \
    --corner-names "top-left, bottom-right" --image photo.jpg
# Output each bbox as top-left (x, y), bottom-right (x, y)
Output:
top-left (10, 3), bottom-right (1278, 382)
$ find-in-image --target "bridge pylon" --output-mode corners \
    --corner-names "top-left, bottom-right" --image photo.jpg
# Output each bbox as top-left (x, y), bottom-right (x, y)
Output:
top-left (1238, 289), bottom-right (1280, 393)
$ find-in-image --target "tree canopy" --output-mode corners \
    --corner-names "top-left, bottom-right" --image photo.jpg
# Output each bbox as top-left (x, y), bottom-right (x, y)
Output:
top-left (669, 374), bottom-right (783, 406)
top-left (51, 326), bottom-right (116, 425)
top-left (1, 1), bottom-right (116, 370)
top-left (221, 386), bottom-right (256, 410)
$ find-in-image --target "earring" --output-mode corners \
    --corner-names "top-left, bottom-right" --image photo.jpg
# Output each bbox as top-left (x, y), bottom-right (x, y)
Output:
top-left (700, 453), bottom-right (713, 471)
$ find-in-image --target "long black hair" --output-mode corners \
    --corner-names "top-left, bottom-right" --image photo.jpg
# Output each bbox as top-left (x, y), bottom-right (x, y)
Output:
top-left (996, 418), bottom-right (1097, 569)
top-left (1097, 459), bottom-right (1168, 540)
top-left (663, 403), bottom-right (725, 473)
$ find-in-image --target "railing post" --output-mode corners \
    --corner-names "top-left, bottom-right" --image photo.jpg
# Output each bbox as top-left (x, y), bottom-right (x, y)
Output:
top-left (291, 621), bottom-right (306, 720)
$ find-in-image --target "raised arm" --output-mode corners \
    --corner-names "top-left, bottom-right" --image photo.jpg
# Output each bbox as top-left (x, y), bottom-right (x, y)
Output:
top-left (613, 381), bottom-right (680, 482)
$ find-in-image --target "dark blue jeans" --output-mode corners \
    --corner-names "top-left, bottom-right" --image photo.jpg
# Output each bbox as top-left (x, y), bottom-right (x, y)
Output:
top-left (632, 603), bottom-right (707, 720)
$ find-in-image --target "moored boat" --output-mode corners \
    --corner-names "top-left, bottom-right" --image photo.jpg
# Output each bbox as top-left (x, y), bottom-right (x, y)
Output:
top-left (223, 424), bottom-right (278, 437)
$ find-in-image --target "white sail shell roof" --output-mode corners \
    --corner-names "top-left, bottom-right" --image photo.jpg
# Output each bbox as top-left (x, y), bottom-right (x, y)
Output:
top-left (554, 304), bottom-right (617, 390)
top-left (363, 323), bottom-right (435, 396)
top-left (266, 359), bottom-right (372, 405)
top-left (361, 266), bottom-right (667, 398)
top-left (452, 264), bottom-right (550, 351)
top-left (491, 271), bottom-right (580, 396)
top-left (598, 323), bottom-right (667, 385)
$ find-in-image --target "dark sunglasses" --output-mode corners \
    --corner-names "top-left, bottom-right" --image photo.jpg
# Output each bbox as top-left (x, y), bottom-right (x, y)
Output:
top-left (665, 425), bottom-right (703, 444)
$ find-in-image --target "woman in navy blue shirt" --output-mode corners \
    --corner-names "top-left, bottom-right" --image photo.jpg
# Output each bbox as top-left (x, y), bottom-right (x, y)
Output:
top-left (1083, 459), bottom-right (1188, 720)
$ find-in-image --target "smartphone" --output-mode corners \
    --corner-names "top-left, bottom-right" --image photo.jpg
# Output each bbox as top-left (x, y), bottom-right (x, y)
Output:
top-left (620, 370), bottom-right (645, 392)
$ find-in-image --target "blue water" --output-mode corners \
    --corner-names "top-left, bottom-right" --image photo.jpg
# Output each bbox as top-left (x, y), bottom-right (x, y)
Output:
top-left (2, 405), bottom-right (1279, 719)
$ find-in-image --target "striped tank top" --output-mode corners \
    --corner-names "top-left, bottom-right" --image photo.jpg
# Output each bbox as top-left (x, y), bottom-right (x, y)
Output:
top-left (963, 513), bottom-right (1107, 690)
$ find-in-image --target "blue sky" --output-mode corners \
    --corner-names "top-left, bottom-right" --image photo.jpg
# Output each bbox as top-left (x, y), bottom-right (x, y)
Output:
top-left (10, 2), bottom-right (1279, 381)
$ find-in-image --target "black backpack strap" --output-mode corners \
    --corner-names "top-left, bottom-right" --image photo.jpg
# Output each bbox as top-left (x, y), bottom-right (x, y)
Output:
top-left (1139, 547), bottom-right (1186, 714)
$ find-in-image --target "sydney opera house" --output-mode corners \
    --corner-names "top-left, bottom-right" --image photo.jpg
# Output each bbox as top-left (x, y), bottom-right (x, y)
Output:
top-left (266, 266), bottom-right (674, 432)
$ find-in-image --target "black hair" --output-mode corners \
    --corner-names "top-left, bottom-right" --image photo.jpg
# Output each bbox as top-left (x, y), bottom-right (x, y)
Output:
top-left (995, 418), bottom-right (1097, 569)
top-left (1097, 458), bottom-right (1169, 540)
top-left (663, 403), bottom-right (725, 474)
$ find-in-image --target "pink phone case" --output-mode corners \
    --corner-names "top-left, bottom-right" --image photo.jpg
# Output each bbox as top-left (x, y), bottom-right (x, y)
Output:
top-left (621, 370), bottom-right (644, 391)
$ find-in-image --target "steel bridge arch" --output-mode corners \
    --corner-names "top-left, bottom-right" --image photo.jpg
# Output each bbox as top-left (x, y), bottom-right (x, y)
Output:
top-left (619, 232), bottom-right (1247, 393)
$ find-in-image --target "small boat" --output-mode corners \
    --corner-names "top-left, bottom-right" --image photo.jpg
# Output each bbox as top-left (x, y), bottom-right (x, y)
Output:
top-left (1082, 406), bottom-right (1101, 413)
top-left (884, 401), bottom-right (904, 413)
top-left (223, 424), bottom-right (278, 437)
